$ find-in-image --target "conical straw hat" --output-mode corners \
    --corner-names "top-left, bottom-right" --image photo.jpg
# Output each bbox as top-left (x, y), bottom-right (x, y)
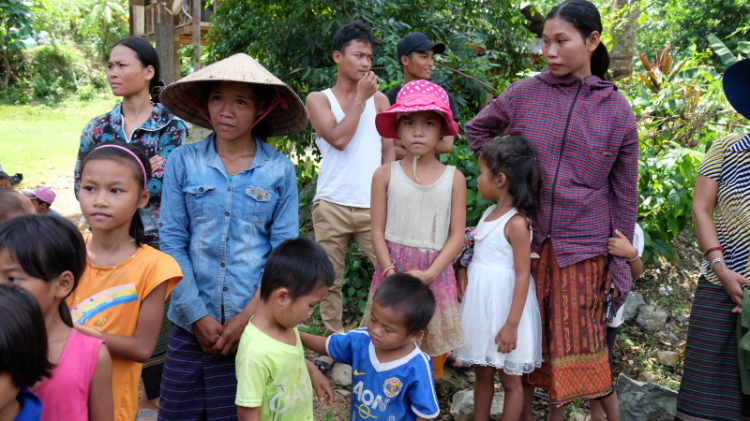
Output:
top-left (160, 53), bottom-right (308, 137)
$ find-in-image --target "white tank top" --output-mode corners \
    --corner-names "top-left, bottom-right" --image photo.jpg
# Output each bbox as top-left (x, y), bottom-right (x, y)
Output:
top-left (384, 161), bottom-right (455, 250)
top-left (313, 89), bottom-right (382, 208)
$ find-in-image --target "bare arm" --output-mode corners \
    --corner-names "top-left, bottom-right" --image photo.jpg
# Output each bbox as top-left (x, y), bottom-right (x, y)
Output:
top-left (375, 92), bottom-right (396, 164)
top-left (306, 359), bottom-right (334, 405)
top-left (214, 289), bottom-right (260, 355)
top-left (407, 170), bottom-right (467, 284)
top-left (307, 72), bottom-right (379, 151)
top-left (495, 215), bottom-right (531, 353)
top-left (299, 331), bottom-right (329, 356)
top-left (76, 282), bottom-right (167, 362)
top-left (88, 344), bottom-right (113, 421)
top-left (371, 165), bottom-right (394, 274)
top-left (693, 174), bottom-right (748, 310)
top-left (237, 406), bottom-right (260, 421)
top-left (607, 229), bottom-right (643, 279)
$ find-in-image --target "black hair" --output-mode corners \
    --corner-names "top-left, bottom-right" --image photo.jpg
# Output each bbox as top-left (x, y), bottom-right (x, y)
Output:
top-left (0, 215), bottom-right (86, 327)
top-left (546, 0), bottom-right (610, 80)
top-left (0, 172), bottom-right (9, 181)
top-left (372, 273), bottom-right (436, 334)
top-left (479, 136), bottom-right (541, 221)
top-left (79, 141), bottom-right (152, 246)
top-left (0, 188), bottom-right (30, 224)
top-left (201, 82), bottom-right (273, 141)
top-left (0, 284), bottom-right (54, 388)
top-left (333, 21), bottom-right (375, 54)
top-left (113, 37), bottom-right (163, 103)
top-left (259, 237), bottom-right (334, 301)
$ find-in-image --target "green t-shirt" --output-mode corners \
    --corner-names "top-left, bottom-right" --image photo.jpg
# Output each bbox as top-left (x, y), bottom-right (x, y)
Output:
top-left (235, 322), bottom-right (313, 420)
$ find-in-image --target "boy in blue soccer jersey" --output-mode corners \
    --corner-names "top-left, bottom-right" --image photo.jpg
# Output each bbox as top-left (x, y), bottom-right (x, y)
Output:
top-left (301, 273), bottom-right (439, 420)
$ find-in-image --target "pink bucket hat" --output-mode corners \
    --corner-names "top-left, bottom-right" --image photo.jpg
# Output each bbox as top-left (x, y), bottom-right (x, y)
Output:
top-left (22, 186), bottom-right (56, 204)
top-left (375, 80), bottom-right (460, 139)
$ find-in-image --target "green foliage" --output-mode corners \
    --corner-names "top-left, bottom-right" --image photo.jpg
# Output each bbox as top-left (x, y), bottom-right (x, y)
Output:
top-left (441, 143), bottom-right (492, 227)
top-left (0, 0), bottom-right (34, 85)
top-left (341, 241), bottom-right (374, 326)
top-left (26, 41), bottom-right (82, 101)
top-left (78, 0), bottom-right (128, 62)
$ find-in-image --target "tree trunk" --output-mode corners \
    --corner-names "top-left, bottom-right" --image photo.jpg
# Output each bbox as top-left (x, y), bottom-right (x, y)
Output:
top-left (609, 0), bottom-right (640, 82)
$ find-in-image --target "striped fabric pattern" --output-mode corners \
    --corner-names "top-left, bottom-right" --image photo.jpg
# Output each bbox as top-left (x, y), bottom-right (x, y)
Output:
top-left (159, 326), bottom-right (239, 420)
top-left (697, 133), bottom-right (750, 287)
top-left (675, 278), bottom-right (750, 420)
top-left (465, 68), bottom-right (639, 301)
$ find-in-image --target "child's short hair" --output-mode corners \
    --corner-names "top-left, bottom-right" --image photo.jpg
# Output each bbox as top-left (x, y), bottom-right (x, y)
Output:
top-left (259, 237), bottom-right (334, 301)
top-left (0, 215), bottom-right (87, 327)
top-left (372, 274), bottom-right (436, 333)
top-left (333, 21), bottom-right (375, 53)
top-left (0, 284), bottom-right (54, 388)
top-left (0, 188), bottom-right (33, 224)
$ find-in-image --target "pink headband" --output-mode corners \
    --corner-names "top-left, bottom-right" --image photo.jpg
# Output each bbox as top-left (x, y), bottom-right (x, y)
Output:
top-left (90, 144), bottom-right (149, 190)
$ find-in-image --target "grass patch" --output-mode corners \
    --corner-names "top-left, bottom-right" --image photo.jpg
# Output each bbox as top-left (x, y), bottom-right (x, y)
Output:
top-left (0, 95), bottom-right (117, 186)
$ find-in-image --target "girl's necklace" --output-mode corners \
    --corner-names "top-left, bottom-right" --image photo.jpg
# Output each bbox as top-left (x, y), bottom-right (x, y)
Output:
top-left (474, 207), bottom-right (512, 242)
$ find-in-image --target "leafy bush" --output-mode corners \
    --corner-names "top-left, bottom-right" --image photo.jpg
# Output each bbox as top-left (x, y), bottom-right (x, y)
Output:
top-left (26, 41), bottom-right (82, 102)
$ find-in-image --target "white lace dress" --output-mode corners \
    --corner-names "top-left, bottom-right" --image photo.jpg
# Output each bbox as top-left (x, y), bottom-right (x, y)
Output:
top-left (454, 206), bottom-right (543, 374)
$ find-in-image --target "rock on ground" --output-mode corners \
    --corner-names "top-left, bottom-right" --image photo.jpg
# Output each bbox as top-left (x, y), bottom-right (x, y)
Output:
top-left (636, 304), bottom-right (669, 333)
top-left (617, 373), bottom-right (677, 421)
top-left (450, 389), bottom-right (505, 421)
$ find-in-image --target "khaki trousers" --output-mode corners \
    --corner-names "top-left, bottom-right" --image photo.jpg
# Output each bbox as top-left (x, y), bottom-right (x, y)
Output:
top-left (312, 199), bottom-right (377, 335)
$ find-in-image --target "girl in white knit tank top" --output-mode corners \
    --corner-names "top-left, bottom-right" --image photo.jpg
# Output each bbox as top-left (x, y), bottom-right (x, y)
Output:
top-left (363, 80), bottom-right (467, 379)
top-left (454, 135), bottom-right (543, 421)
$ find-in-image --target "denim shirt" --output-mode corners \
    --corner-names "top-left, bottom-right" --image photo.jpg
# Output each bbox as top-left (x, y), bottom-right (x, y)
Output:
top-left (160, 134), bottom-right (299, 332)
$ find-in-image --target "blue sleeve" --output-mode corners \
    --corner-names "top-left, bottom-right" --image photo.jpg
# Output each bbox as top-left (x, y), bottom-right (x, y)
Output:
top-left (75, 117), bottom-right (99, 196)
top-left (406, 354), bottom-right (440, 419)
top-left (325, 331), bottom-right (356, 366)
top-left (269, 157), bottom-right (299, 248)
top-left (159, 148), bottom-right (209, 328)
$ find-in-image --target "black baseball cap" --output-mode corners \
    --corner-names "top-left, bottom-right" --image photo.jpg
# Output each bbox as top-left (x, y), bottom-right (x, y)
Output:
top-left (724, 59), bottom-right (750, 120)
top-left (397, 32), bottom-right (446, 60)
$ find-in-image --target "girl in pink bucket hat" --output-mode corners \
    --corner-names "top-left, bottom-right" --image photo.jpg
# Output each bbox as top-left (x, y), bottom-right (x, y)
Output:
top-left (365, 79), bottom-right (466, 379)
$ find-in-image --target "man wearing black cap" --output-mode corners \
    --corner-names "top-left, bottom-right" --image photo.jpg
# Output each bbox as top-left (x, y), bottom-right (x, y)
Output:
top-left (385, 32), bottom-right (459, 157)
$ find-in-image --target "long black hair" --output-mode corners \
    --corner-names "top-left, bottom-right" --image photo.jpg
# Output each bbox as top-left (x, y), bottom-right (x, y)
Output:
top-left (80, 141), bottom-right (152, 246)
top-left (546, 0), bottom-right (610, 80)
top-left (0, 215), bottom-right (86, 327)
top-left (0, 284), bottom-right (54, 388)
top-left (480, 136), bottom-right (541, 221)
top-left (113, 37), bottom-right (164, 103)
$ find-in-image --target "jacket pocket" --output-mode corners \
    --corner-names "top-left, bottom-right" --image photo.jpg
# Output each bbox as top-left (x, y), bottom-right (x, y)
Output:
top-left (243, 186), bottom-right (274, 223)
top-left (184, 185), bottom-right (215, 221)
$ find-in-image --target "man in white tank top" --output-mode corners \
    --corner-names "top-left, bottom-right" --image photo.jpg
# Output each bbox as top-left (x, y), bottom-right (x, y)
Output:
top-left (306, 22), bottom-right (394, 370)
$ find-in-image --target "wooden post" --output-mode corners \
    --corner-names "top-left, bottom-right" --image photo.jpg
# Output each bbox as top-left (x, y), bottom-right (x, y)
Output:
top-left (155, 23), bottom-right (178, 85)
top-left (192, 0), bottom-right (202, 70)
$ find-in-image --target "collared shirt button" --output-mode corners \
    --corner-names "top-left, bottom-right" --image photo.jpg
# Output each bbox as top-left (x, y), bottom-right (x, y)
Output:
top-left (225, 211), bottom-right (230, 216)
top-left (223, 287), bottom-right (229, 291)
top-left (220, 262), bottom-right (226, 268)
top-left (227, 186), bottom-right (231, 191)
top-left (199, 187), bottom-right (204, 192)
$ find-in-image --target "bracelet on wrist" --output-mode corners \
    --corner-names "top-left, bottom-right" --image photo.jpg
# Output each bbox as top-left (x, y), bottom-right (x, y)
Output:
top-left (703, 246), bottom-right (725, 257)
top-left (355, 98), bottom-right (365, 111)
top-left (382, 265), bottom-right (396, 277)
top-left (710, 257), bottom-right (726, 269)
top-left (626, 251), bottom-right (640, 262)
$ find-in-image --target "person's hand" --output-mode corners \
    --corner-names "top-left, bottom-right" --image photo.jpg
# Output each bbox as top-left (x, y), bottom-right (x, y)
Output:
top-left (716, 266), bottom-right (750, 313)
top-left (405, 269), bottom-right (436, 285)
top-left (356, 71), bottom-right (379, 102)
top-left (456, 269), bottom-right (468, 302)
top-left (608, 229), bottom-right (638, 260)
top-left (306, 360), bottom-right (334, 405)
top-left (149, 155), bottom-right (164, 172)
top-left (214, 313), bottom-right (250, 355)
top-left (495, 323), bottom-right (518, 354)
top-left (192, 315), bottom-right (224, 355)
top-left (603, 271), bottom-right (622, 299)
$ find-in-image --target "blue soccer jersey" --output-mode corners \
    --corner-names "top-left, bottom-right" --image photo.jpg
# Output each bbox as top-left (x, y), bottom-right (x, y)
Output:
top-left (326, 328), bottom-right (439, 420)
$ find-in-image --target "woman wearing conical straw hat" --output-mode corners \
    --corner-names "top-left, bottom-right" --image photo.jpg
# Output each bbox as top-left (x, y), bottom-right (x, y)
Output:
top-left (157, 53), bottom-right (328, 419)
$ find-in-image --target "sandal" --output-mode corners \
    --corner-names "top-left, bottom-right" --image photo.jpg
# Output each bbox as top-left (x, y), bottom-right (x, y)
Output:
top-left (446, 353), bottom-right (472, 372)
top-left (313, 356), bottom-right (335, 373)
top-left (136, 409), bottom-right (158, 421)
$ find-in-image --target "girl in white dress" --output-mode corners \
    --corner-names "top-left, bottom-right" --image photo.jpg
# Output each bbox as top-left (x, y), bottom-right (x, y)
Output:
top-left (455, 135), bottom-right (543, 421)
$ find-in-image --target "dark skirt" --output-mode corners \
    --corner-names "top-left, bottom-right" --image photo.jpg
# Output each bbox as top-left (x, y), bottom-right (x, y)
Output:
top-left (675, 277), bottom-right (750, 421)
